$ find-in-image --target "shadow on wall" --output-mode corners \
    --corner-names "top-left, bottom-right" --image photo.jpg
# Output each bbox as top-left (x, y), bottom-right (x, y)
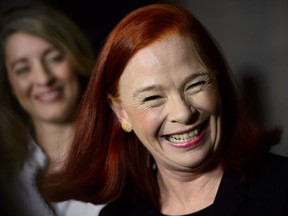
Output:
top-left (238, 66), bottom-right (268, 127)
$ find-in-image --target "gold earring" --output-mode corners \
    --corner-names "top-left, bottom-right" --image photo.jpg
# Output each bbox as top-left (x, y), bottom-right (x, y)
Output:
top-left (121, 123), bottom-right (132, 132)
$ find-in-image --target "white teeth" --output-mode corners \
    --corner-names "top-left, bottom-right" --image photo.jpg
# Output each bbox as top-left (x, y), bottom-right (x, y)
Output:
top-left (168, 129), bottom-right (199, 143)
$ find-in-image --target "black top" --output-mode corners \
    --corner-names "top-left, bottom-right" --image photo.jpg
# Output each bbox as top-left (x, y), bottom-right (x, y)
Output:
top-left (160, 205), bottom-right (212, 216)
top-left (100, 153), bottom-right (288, 216)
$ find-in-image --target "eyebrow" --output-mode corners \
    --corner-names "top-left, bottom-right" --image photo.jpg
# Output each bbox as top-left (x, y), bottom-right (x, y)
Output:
top-left (183, 70), bottom-right (210, 84)
top-left (133, 85), bottom-right (160, 97)
top-left (43, 46), bottom-right (60, 56)
top-left (133, 70), bottom-right (210, 97)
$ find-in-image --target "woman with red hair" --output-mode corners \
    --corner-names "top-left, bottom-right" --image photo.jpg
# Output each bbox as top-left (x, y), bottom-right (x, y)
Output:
top-left (44, 3), bottom-right (288, 215)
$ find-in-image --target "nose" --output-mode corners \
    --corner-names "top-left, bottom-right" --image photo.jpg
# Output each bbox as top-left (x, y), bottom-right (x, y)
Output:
top-left (33, 63), bottom-right (55, 85)
top-left (168, 96), bottom-right (198, 124)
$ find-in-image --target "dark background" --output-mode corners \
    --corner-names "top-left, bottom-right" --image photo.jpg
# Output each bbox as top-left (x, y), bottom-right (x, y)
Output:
top-left (0, 0), bottom-right (160, 52)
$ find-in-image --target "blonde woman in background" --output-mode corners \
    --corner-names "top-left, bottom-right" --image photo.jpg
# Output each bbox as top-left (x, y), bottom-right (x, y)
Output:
top-left (0, 4), bottom-right (104, 215)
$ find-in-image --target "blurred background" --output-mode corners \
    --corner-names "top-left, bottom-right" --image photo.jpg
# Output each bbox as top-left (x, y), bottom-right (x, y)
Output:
top-left (1, 0), bottom-right (287, 156)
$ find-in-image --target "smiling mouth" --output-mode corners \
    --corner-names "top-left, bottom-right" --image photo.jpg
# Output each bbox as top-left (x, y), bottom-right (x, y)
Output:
top-left (167, 129), bottom-right (199, 143)
top-left (163, 120), bottom-right (208, 145)
top-left (35, 88), bottom-right (62, 103)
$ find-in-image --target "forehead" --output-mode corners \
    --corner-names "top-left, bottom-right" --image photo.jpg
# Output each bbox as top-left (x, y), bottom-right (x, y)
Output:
top-left (5, 33), bottom-right (52, 56)
top-left (120, 34), bottom-right (204, 83)
top-left (132, 35), bottom-right (196, 67)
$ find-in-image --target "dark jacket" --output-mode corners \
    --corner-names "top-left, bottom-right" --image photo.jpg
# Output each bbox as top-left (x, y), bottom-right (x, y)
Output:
top-left (100, 153), bottom-right (288, 216)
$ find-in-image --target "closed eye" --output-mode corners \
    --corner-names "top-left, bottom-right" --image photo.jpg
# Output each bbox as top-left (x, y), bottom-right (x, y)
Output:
top-left (44, 47), bottom-right (65, 66)
top-left (187, 81), bottom-right (206, 90)
top-left (143, 95), bottom-right (162, 102)
top-left (45, 54), bottom-right (64, 66)
top-left (15, 66), bottom-right (30, 75)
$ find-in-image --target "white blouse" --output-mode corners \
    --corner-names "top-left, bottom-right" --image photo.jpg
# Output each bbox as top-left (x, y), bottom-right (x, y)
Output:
top-left (10, 139), bottom-right (104, 216)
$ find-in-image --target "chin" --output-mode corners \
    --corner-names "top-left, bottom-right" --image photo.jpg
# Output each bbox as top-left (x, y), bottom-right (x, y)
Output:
top-left (41, 112), bottom-right (72, 124)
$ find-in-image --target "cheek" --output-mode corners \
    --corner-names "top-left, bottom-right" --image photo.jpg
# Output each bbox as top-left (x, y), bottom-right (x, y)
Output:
top-left (191, 90), bottom-right (221, 114)
top-left (131, 113), bottom-right (161, 152)
top-left (56, 64), bottom-right (81, 91)
top-left (54, 62), bottom-right (77, 81)
top-left (8, 76), bottom-right (31, 97)
top-left (127, 106), bottom-right (163, 138)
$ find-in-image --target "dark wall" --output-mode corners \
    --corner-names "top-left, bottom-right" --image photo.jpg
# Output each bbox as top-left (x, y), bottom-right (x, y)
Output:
top-left (0, 0), bottom-right (160, 53)
top-left (48, 0), bottom-right (161, 53)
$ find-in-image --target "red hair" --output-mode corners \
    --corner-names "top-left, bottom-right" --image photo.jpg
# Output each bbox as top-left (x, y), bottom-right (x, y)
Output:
top-left (42, 3), bottom-right (282, 207)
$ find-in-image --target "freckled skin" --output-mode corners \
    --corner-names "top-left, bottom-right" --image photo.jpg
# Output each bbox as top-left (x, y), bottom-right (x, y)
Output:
top-left (112, 35), bottom-right (222, 174)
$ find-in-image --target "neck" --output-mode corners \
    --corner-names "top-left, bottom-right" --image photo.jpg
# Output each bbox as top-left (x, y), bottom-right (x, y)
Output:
top-left (32, 120), bottom-right (74, 172)
top-left (157, 164), bottom-right (223, 215)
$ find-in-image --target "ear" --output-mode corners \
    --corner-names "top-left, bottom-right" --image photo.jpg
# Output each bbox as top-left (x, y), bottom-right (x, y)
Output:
top-left (110, 100), bottom-right (131, 127)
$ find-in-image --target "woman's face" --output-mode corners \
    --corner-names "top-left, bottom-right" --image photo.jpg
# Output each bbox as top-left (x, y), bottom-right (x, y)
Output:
top-left (5, 32), bottom-right (80, 125)
top-left (112, 35), bottom-right (222, 172)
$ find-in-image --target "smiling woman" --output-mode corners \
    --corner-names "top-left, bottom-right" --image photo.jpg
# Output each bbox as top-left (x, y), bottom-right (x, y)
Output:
top-left (5, 32), bottom-right (79, 125)
top-left (0, 3), bottom-right (104, 216)
top-left (42, 3), bottom-right (288, 216)
top-left (110, 34), bottom-right (221, 173)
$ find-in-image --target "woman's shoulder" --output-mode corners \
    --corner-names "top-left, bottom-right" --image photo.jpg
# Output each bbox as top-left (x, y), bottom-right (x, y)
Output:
top-left (208, 153), bottom-right (288, 216)
top-left (246, 152), bottom-right (288, 188)
top-left (244, 153), bottom-right (288, 199)
top-left (239, 153), bottom-right (288, 215)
